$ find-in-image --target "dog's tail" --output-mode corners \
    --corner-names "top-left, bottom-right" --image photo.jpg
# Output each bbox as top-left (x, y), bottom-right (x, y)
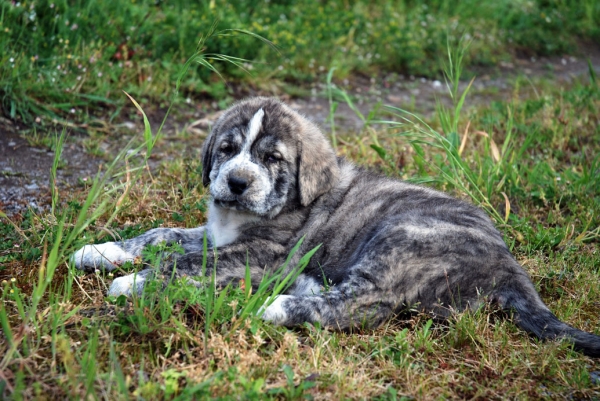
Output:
top-left (495, 277), bottom-right (600, 357)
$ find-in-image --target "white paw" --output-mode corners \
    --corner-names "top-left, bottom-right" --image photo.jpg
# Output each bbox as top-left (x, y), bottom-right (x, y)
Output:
top-left (71, 242), bottom-right (135, 271)
top-left (259, 295), bottom-right (292, 325)
top-left (107, 272), bottom-right (148, 297)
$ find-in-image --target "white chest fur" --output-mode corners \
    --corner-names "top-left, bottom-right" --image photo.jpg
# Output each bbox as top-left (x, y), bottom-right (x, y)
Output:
top-left (206, 202), bottom-right (259, 247)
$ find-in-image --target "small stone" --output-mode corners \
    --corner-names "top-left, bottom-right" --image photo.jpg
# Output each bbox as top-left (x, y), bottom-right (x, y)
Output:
top-left (591, 371), bottom-right (600, 385)
top-left (121, 121), bottom-right (136, 130)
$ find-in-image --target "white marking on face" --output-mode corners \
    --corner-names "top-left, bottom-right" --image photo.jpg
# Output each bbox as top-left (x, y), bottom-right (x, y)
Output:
top-left (71, 242), bottom-right (134, 271)
top-left (206, 201), bottom-right (259, 247)
top-left (232, 107), bottom-right (265, 165)
top-left (245, 108), bottom-right (265, 145)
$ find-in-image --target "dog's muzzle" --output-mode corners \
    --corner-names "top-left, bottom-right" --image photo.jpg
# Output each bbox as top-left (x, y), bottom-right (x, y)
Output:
top-left (228, 175), bottom-right (250, 195)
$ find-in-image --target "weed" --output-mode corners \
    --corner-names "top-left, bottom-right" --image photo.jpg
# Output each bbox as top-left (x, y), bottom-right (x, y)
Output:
top-left (268, 364), bottom-right (316, 400)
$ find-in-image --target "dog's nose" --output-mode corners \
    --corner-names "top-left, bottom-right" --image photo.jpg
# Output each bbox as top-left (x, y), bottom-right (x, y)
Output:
top-left (228, 175), bottom-right (250, 195)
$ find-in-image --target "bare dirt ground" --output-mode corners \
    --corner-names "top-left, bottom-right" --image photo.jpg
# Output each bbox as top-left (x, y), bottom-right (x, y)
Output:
top-left (1, 48), bottom-right (599, 217)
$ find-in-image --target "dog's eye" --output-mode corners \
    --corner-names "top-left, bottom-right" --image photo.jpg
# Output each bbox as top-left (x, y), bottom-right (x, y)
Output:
top-left (265, 153), bottom-right (281, 164)
top-left (220, 143), bottom-right (234, 154)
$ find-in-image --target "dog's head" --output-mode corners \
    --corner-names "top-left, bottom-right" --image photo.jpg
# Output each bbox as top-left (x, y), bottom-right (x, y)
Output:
top-left (201, 97), bottom-right (340, 217)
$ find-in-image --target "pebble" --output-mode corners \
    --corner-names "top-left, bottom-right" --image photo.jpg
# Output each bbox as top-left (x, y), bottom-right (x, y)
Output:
top-left (591, 371), bottom-right (600, 385)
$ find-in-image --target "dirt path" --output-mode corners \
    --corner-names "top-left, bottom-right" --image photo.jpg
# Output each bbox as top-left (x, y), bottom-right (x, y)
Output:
top-left (1, 49), bottom-right (599, 217)
top-left (291, 48), bottom-right (600, 132)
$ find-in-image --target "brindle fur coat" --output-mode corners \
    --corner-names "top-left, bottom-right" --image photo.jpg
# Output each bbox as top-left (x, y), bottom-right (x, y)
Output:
top-left (73, 97), bottom-right (600, 357)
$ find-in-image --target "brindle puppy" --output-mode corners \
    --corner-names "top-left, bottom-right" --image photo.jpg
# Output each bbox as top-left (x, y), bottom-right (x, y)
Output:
top-left (72, 97), bottom-right (600, 357)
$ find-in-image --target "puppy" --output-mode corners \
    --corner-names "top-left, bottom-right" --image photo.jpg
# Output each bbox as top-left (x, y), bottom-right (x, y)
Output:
top-left (73, 97), bottom-right (600, 356)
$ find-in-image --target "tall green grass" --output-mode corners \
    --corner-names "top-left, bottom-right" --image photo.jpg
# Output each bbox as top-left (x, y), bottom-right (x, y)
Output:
top-left (2, 0), bottom-right (599, 123)
top-left (383, 44), bottom-right (507, 222)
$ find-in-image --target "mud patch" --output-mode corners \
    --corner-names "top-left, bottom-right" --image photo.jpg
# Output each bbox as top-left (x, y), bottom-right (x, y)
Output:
top-left (0, 123), bottom-right (102, 216)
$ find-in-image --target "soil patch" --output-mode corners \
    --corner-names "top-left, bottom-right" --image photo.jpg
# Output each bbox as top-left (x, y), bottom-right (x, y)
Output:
top-left (0, 124), bottom-right (102, 216)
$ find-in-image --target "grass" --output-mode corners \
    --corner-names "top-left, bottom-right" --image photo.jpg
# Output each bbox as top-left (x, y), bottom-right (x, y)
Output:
top-left (1, 46), bottom-right (600, 398)
top-left (2, 0), bottom-right (599, 124)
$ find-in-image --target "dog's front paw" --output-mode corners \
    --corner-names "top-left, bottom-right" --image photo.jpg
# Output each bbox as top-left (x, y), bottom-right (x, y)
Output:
top-left (71, 242), bottom-right (135, 272)
top-left (107, 269), bottom-right (153, 297)
top-left (259, 295), bottom-right (292, 325)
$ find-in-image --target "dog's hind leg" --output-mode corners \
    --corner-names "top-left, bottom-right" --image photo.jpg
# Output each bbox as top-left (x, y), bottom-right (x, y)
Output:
top-left (71, 226), bottom-right (207, 271)
top-left (261, 274), bottom-right (398, 330)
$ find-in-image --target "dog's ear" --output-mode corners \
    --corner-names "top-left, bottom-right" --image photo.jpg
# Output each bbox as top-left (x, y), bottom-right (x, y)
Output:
top-left (201, 129), bottom-right (217, 187)
top-left (298, 124), bottom-right (340, 206)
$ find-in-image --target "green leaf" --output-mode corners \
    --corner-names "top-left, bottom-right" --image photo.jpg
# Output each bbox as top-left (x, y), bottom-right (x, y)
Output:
top-left (370, 144), bottom-right (388, 161)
